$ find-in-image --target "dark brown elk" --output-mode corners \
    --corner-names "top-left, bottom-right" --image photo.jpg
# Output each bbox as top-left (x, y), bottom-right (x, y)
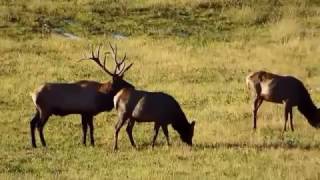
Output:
top-left (30, 44), bottom-right (134, 148)
top-left (246, 70), bottom-right (320, 131)
top-left (112, 88), bottom-right (195, 150)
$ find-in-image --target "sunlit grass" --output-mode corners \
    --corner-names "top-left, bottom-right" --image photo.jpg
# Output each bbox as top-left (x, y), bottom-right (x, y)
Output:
top-left (1, 34), bottom-right (320, 178)
top-left (1, 0), bottom-right (320, 179)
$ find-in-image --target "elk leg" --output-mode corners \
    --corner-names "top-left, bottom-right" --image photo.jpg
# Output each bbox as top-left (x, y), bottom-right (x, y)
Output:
top-left (37, 114), bottom-right (49, 147)
top-left (152, 123), bottom-right (160, 148)
top-left (114, 113), bottom-right (128, 151)
top-left (87, 116), bottom-right (94, 146)
top-left (126, 119), bottom-right (136, 148)
top-left (289, 107), bottom-right (294, 132)
top-left (253, 97), bottom-right (263, 130)
top-left (30, 111), bottom-right (40, 148)
top-left (283, 111), bottom-right (288, 132)
top-left (81, 114), bottom-right (88, 146)
top-left (283, 102), bottom-right (291, 132)
top-left (161, 125), bottom-right (170, 146)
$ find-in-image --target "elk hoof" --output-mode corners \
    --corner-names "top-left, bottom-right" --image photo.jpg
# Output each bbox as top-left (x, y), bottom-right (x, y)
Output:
top-left (113, 146), bottom-right (118, 152)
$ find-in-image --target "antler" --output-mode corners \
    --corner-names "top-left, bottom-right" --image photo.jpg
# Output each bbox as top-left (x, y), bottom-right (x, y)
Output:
top-left (80, 44), bottom-right (114, 77)
top-left (80, 43), bottom-right (133, 77)
top-left (108, 42), bottom-right (133, 76)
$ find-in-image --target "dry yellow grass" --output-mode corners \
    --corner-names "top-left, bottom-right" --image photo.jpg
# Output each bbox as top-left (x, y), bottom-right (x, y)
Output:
top-left (1, 0), bottom-right (320, 179)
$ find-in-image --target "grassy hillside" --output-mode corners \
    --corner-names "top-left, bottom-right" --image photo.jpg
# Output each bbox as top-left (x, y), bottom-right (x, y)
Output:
top-left (1, 0), bottom-right (320, 179)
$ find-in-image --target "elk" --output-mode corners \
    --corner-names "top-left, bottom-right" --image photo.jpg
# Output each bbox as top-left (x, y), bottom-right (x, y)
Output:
top-left (30, 43), bottom-right (134, 148)
top-left (112, 88), bottom-right (195, 150)
top-left (246, 70), bottom-right (320, 131)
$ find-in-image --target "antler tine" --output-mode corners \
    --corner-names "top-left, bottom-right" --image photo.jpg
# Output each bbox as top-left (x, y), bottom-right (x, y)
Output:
top-left (103, 52), bottom-right (108, 68)
top-left (119, 63), bottom-right (133, 77)
top-left (91, 44), bottom-right (95, 58)
top-left (115, 44), bottom-right (118, 63)
top-left (108, 42), bottom-right (114, 52)
top-left (80, 44), bottom-right (114, 77)
top-left (78, 44), bottom-right (92, 62)
top-left (113, 60), bottom-right (120, 75)
top-left (109, 42), bottom-right (125, 66)
top-left (119, 53), bottom-right (127, 65)
top-left (108, 42), bottom-right (116, 62)
top-left (116, 53), bottom-right (127, 75)
top-left (109, 42), bottom-right (124, 75)
top-left (97, 43), bottom-right (102, 59)
top-left (117, 61), bottom-right (126, 74)
top-left (103, 42), bottom-right (132, 77)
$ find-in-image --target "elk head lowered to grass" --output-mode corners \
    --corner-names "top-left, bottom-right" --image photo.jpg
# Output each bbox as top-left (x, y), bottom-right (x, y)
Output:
top-left (246, 70), bottom-right (320, 131)
top-left (112, 88), bottom-right (196, 150)
top-left (30, 43), bottom-right (134, 148)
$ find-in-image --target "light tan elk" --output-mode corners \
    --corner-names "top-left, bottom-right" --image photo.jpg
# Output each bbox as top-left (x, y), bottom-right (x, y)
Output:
top-left (113, 88), bottom-right (195, 150)
top-left (246, 70), bottom-right (320, 131)
top-left (30, 44), bottom-right (134, 148)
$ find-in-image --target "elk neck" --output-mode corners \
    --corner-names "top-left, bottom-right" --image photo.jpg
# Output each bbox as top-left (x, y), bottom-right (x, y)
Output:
top-left (297, 84), bottom-right (320, 127)
top-left (96, 79), bottom-right (135, 112)
top-left (170, 108), bottom-right (191, 136)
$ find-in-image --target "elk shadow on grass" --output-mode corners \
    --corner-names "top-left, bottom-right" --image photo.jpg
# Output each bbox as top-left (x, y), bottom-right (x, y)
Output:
top-left (132, 141), bottom-right (170, 151)
top-left (195, 141), bottom-right (320, 151)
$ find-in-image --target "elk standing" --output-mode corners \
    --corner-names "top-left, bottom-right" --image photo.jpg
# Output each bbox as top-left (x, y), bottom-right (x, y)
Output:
top-left (30, 44), bottom-right (134, 148)
top-left (246, 70), bottom-right (320, 131)
top-left (113, 88), bottom-right (195, 150)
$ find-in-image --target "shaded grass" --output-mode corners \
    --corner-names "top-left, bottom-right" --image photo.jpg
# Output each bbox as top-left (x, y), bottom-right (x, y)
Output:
top-left (1, 0), bottom-right (319, 42)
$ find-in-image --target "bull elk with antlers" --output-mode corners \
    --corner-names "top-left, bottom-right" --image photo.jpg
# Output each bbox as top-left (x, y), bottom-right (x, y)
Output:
top-left (30, 43), bottom-right (134, 148)
top-left (246, 70), bottom-right (320, 131)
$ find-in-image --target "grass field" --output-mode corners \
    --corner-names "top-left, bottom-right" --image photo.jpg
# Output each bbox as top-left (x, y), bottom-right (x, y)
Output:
top-left (1, 0), bottom-right (320, 179)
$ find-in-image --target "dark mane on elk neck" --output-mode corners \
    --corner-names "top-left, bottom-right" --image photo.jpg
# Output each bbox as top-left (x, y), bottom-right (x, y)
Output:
top-left (167, 98), bottom-right (194, 142)
top-left (296, 83), bottom-right (320, 127)
top-left (30, 43), bottom-right (134, 148)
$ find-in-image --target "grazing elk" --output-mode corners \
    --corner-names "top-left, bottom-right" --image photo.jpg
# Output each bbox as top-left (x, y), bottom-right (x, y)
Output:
top-left (246, 70), bottom-right (320, 131)
top-left (30, 44), bottom-right (134, 148)
top-left (112, 88), bottom-right (195, 150)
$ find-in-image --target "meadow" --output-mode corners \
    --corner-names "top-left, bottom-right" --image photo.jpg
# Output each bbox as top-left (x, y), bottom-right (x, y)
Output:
top-left (1, 0), bottom-right (320, 179)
